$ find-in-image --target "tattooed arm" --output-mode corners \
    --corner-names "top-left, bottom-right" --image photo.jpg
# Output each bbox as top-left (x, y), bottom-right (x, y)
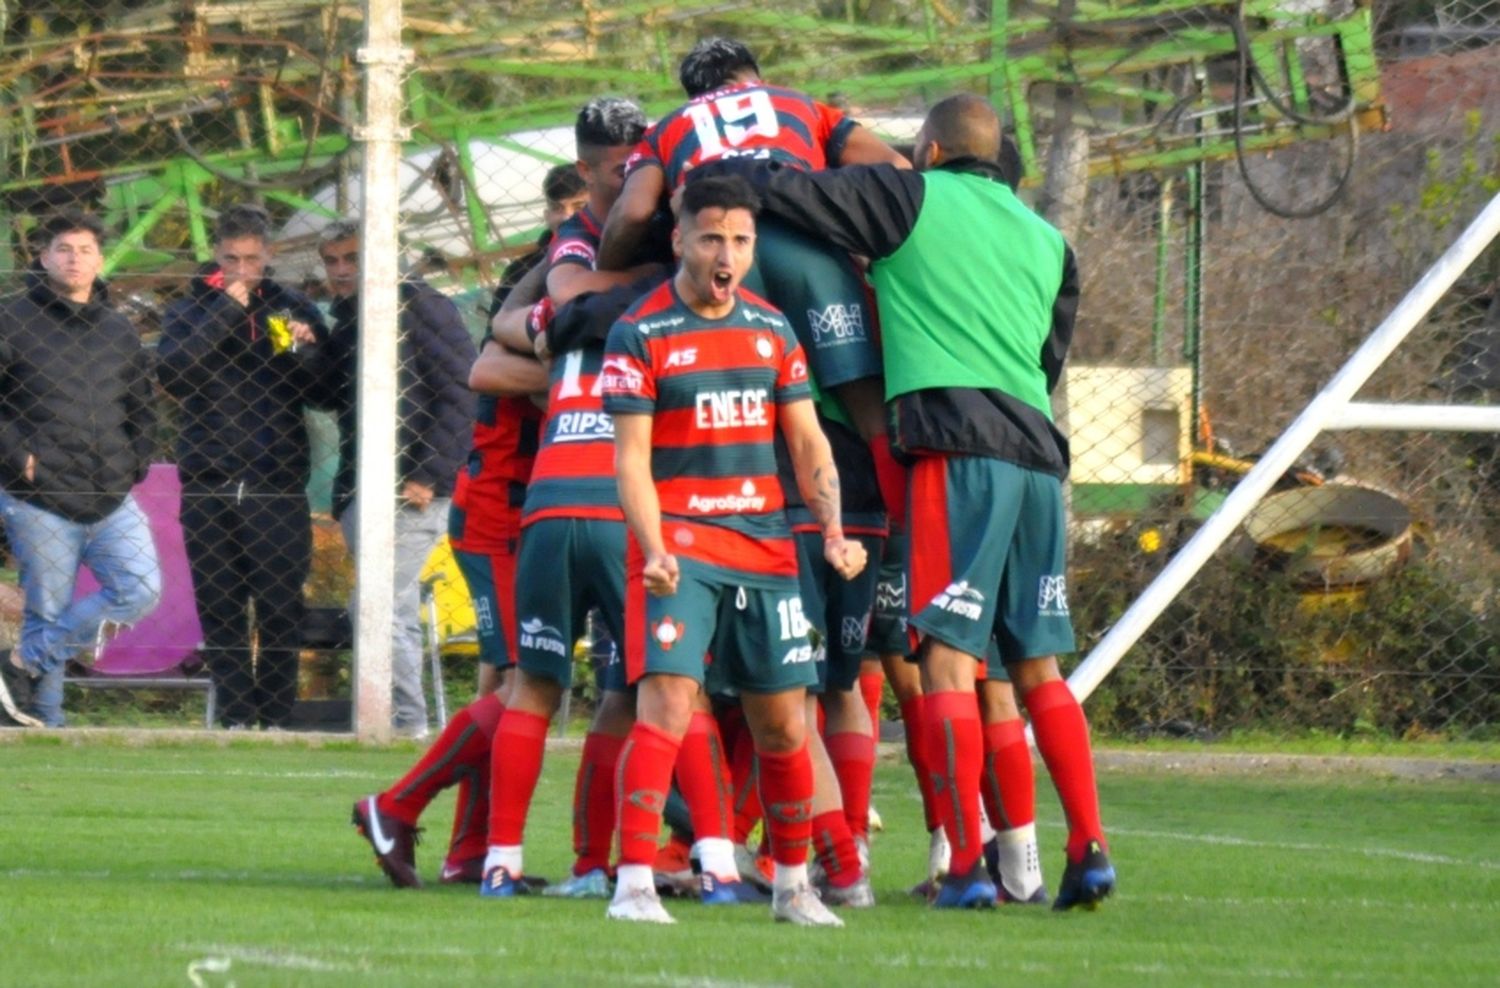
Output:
top-left (779, 398), bottom-right (867, 581)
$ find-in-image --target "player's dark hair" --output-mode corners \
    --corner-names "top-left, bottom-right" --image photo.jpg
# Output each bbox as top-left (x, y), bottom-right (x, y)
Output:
top-left (317, 217), bottom-right (361, 250)
top-left (924, 93), bottom-right (1002, 165)
top-left (37, 208), bottom-right (106, 249)
top-left (215, 202), bottom-right (273, 244)
top-left (575, 96), bottom-right (647, 163)
top-left (680, 174), bottom-right (761, 220)
top-left (678, 38), bottom-right (760, 97)
top-left (542, 162), bottom-right (587, 204)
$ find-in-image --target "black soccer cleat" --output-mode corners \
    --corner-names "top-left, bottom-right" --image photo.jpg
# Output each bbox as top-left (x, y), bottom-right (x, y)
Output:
top-left (0, 651), bottom-right (42, 728)
top-left (1053, 840), bottom-right (1115, 911)
top-left (351, 795), bottom-right (422, 889)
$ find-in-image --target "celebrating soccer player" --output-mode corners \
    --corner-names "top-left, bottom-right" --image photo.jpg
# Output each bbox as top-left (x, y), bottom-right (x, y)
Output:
top-left (600, 175), bottom-right (866, 926)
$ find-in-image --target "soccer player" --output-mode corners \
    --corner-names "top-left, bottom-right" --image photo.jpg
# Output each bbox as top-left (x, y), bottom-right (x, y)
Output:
top-left (601, 175), bottom-right (867, 926)
top-left (696, 94), bottom-right (1116, 911)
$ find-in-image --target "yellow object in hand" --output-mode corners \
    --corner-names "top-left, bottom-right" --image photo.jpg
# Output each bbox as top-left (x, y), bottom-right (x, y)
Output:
top-left (266, 312), bottom-right (294, 354)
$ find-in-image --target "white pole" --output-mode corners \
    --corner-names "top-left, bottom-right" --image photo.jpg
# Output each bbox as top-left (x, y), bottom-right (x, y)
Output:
top-left (1325, 402), bottom-right (1500, 432)
top-left (1069, 191), bottom-right (1500, 703)
top-left (352, 0), bottom-right (411, 742)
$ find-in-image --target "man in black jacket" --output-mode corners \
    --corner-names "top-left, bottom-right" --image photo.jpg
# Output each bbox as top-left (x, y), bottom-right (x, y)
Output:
top-left (0, 210), bottom-right (162, 728)
top-left (315, 219), bottom-right (477, 736)
top-left (158, 204), bottom-right (326, 729)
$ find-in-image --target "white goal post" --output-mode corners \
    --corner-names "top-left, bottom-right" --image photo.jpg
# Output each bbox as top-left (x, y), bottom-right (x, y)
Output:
top-left (1068, 192), bottom-right (1500, 704)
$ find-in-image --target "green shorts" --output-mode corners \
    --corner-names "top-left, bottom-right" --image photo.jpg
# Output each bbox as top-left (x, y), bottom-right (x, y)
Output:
top-left (907, 455), bottom-right (1076, 662)
top-left (795, 531), bottom-right (883, 693)
top-left (864, 530), bottom-right (911, 658)
top-left (742, 217), bottom-right (881, 391)
top-left (515, 518), bottom-right (627, 689)
top-left (624, 556), bottom-right (817, 695)
top-left (453, 547), bottom-right (518, 669)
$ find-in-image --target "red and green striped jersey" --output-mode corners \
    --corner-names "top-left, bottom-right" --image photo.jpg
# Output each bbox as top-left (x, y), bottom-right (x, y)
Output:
top-left (602, 281), bottom-right (812, 584)
top-left (449, 395), bottom-right (542, 552)
top-left (546, 204), bottom-right (604, 271)
top-left (521, 344), bottom-right (621, 526)
top-left (626, 82), bottom-right (855, 189)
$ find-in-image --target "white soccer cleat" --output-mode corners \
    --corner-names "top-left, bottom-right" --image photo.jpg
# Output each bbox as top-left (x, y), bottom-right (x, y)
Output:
top-left (772, 882), bottom-right (845, 927)
top-left (819, 875), bottom-right (876, 909)
top-left (606, 886), bottom-right (676, 925)
top-left (927, 826), bottom-right (951, 882)
top-left (867, 805), bottom-right (884, 832)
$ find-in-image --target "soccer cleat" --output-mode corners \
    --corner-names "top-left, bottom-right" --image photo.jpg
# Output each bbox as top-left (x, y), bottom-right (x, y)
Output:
top-left (0, 651), bottom-right (42, 729)
top-left (479, 864), bottom-right (529, 898)
top-left (867, 804), bottom-right (884, 832)
top-left (439, 857), bottom-right (484, 884)
top-left (653, 835), bottom-right (696, 897)
top-left (606, 886), bottom-right (676, 924)
top-left (351, 796), bottom-right (421, 889)
top-left (542, 867), bottom-right (612, 899)
top-left (818, 876), bottom-right (876, 909)
top-left (1053, 841), bottom-right (1116, 912)
top-left (734, 842), bottom-right (775, 893)
top-left (700, 872), bottom-right (769, 905)
top-left (997, 883), bottom-right (1051, 906)
top-left (932, 862), bottom-right (997, 910)
top-left (771, 882), bottom-right (845, 927)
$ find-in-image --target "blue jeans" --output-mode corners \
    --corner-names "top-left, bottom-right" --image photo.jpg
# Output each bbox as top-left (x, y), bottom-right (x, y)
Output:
top-left (0, 489), bottom-right (162, 726)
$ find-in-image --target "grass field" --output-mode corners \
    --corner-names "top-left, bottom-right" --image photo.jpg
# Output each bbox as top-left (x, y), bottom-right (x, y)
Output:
top-left (5, 735), bottom-right (1497, 987)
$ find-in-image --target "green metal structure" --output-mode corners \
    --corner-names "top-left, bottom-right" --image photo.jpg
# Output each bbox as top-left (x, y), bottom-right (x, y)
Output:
top-left (0, 0), bottom-right (1384, 286)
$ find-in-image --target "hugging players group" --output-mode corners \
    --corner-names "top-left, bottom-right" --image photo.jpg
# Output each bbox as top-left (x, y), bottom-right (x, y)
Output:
top-left (351, 37), bottom-right (1116, 927)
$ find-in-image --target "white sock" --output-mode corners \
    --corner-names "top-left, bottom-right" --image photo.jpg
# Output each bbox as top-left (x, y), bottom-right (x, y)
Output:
top-left (995, 823), bottom-right (1044, 900)
top-left (694, 837), bottom-right (739, 881)
top-left (614, 863), bottom-right (654, 896)
top-left (483, 845), bottom-right (523, 876)
top-left (772, 862), bottom-right (808, 892)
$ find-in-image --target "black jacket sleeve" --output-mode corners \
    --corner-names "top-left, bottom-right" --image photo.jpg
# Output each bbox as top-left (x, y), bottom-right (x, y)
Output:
top-left (401, 286), bottom-right (478, 487)
top-left (156, 295), bottom-right (240, 397)
top-left (547, 274), bottom-right (666, 355)
top-left (123, 344), bottom-right (157, 482)
top-left (692, 159), bottom-right (925, 260)
top-left (1043, 245), bottom-right (1079, 396)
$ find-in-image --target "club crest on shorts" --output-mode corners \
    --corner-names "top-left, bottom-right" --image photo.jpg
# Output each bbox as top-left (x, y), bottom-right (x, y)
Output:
top-left (654, 616), bottom-right (685, 650)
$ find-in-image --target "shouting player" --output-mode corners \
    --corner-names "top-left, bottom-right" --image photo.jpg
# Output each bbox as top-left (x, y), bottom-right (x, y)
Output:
top-left (601, 175), bottom-right (867, 926)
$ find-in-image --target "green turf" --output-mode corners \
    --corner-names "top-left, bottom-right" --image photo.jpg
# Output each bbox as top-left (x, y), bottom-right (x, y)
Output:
top-left (4, 737), bottom-right (1497, 987)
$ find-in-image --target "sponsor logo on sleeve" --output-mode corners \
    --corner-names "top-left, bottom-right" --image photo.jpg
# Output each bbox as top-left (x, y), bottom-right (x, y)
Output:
top-left (599, 356), bottom-right (645, 393)
top-left (550, 238), bottom-right (597, 266)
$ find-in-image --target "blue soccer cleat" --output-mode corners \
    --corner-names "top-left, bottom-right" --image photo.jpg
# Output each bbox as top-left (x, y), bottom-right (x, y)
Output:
top-left (479, 865), bottom-right (529, 899)
top-left (1053, 840), bottom-right (1116, 911)
top-left (700, 872), bottom-right (770, 905)
top-left (932, 862), bottom-right (997, 910)
top-left (542, 867), bottom-right (612, 899)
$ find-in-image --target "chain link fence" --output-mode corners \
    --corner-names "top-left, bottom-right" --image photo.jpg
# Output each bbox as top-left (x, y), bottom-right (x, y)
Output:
top-left (1, 1), bottom-right (1495, 737)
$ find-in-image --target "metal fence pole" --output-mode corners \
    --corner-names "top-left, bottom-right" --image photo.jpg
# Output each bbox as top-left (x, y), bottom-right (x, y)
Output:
top-left (1068, 191), bottom-right (1500, 704)
top-left (352, 0), bottom-right (410, 742)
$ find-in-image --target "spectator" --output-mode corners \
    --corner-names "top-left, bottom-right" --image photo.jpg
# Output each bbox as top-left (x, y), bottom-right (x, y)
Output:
top-left (158, 203), bottom-right (326, 730)
top-left (315, 218), bottom-right (478, 737)
top-left (0, 209), bottom-right (162, 728)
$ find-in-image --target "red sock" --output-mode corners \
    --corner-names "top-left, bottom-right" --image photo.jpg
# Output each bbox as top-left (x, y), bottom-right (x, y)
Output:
top-left (923, 690), bottom-right (984, 876)
top-left (380, 693), bottom-right (503, 825)
top-left (756, 745), bottom-right (814, 867)
top-left (675, 712), bottom-right (733, 840)
top-left (859, 668), bottom-right (884, 732)
top-left (727, 717), bottom-right (761, 843)
top-left (572, 731), bottom-right (624, 875)
top-left (485, 708), bottom-right (550, 847)
top-left (811, 810), bottom-right (863, 888)
top-left (615, 722), bottom-right (682, 867)
top-left (825, 730), bottom-right (875, 840)
top-left (1023, 680), bottom-right (1106, 861)
top-left (982, 718), bottom-right (1035, 831)
top-left (900, 694), bottom-right (941, 832)
top-left (444, 764), bottom-right (490, 865)
top-left (868, 436), bottom-right (908, 531)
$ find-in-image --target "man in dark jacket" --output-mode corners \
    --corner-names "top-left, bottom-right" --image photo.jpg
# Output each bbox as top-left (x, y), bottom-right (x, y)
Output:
top-left (0, 210), bottom-right (162, 727)
top-left (158, 203), bottom-right (327, 729)
top-left (315, 218), bottom-right (477, 736)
